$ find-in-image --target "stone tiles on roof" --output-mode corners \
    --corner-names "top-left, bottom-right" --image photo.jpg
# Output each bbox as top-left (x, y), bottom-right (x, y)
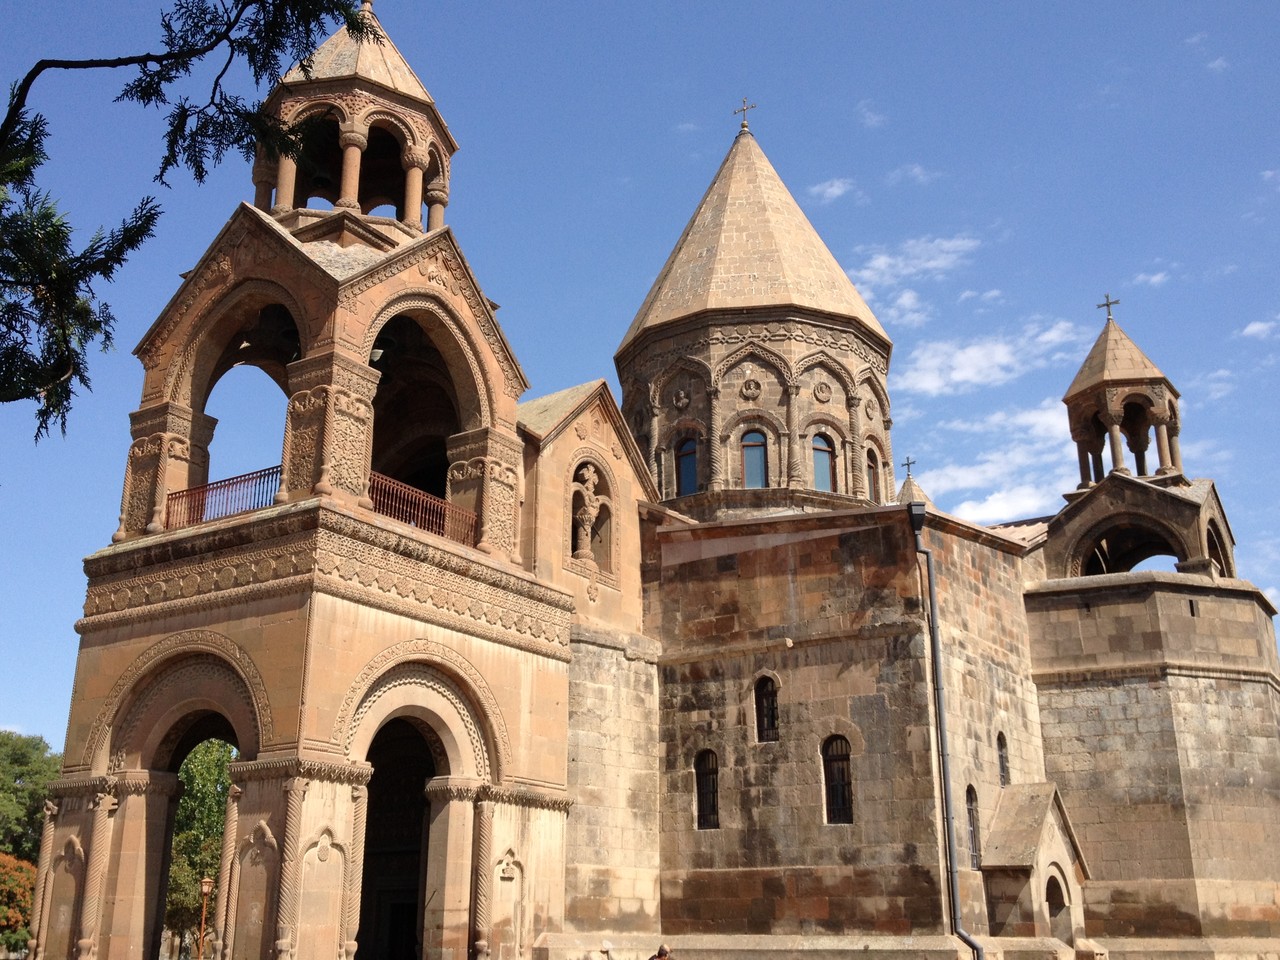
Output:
top-left (618, 130), bottom-right (885, 352)
top-left (1064, 318), bottom-right (1171, 401)
top-left (517, 381), bottom-right (603, 439)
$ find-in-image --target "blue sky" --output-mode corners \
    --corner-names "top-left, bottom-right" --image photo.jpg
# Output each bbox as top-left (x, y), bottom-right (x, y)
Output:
top-left (2, 2), bottom-right (1278, 745)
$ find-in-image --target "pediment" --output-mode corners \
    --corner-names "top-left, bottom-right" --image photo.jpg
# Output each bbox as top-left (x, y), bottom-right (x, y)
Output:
top-left (983, 782), bottom-right (1089, 878)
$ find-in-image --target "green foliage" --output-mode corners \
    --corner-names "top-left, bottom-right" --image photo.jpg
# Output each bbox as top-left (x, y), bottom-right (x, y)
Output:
top-left (0, 731), bottom-right (61, 864)
top-left (0, 852), bottom-right (35, 953)
top-left (165, 739), bottom-right (233, 958)
top-left (0, 0), bottom-right (372, 437)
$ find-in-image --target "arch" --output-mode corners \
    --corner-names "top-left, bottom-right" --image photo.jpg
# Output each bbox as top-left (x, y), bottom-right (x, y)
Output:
top-left (694, 750), bottom-right (719, 830)
top-left (812, 432), bottom-right (838, 493)
top-left (568, 456), bottom-right (616, 575)
top-left (754, 675), bottom-right (780, 743)
top-left (1206, 519), bottom-right (1234, 577)
top-left (798, 413), bottom-right (850, 446)
top-left (1045, 866), bottom-right (1073, 943)
top-left (85, 631), bottom-right (271, 773)
top-left (822, 735), bottom-right (853, 824)
top-left (1069, 512), bottom-right (1191, 577)
top-left (741, 429), bottom-right (769, 489)
top-left (720, 407), bottom-right (786, 443)
top-left (997, 731), bottom-right (1010, 787)
top-left (359, 109), bottom-right (418, 150)
top-left (966, 784), bottom-right (981, 868)
top-left (283, 99), bottom-right (352, 127)
top-left (363, 293), bottom-right (493, 431)
top-left (713, 341), bottom-right (793, 387)
top-left (865, 442), bottom-right (885, 504)
top-left (651, 355), bottom-right (713, 403)
top-left (855, 369), bottom-right (892, 420)
top-left (796, 350), bottom-right (858, 398)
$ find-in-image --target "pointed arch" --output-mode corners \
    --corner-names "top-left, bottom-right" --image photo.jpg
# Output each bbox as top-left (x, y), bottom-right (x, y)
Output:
top-left (855, 369), bottom-right (892, 419)
top-left (652, 355), bottom-right (714, 401)
top-left (713, 341), bottom-right (793, 387)
top-left (796, 350), bottom-right (857, 397)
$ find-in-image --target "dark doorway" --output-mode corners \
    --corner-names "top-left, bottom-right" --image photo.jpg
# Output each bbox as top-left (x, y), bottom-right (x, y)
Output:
top-left (358, 719), bottom-right (437, 960)
top-left (1046, 875), bottom-right (1072, 944)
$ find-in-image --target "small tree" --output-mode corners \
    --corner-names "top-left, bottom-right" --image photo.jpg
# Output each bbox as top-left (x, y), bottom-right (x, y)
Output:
top-left (0, 852), bottom-right (35, 954)
top-left (0, 732), bottom-right (61, 865)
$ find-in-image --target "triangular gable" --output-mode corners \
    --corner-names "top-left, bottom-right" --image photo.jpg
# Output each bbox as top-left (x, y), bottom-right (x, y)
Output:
top-left (1049, 471), bottom-right (1203, 534)
top-left (983, 782), bottom-right (1089, 878)
top-left (292, 210), bottom-right (403, 252)
top-left (518, 380), bottom-right (660, 503)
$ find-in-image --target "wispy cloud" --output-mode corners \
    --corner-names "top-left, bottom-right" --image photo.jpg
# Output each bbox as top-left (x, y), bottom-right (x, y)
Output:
top-left (885, 163), bottom-right (941, 186)
top-left (1188, 368), bottom-right (1234, 402)
top-left (1206, 56), bottom-right (1229, 72)
top-left (852, 233), bottom-right (980, 292)
top-left (856, 99), bottom-right (886, 129)
top-left (807, 177), bottom-right (865, 205)
top-left (1241, 319), bottom-right (1278, 340)
top-left (959, 288), bottom-right (1003, 304)
top-left (883, 289), bottom-right (931, 327)
top-left (1184, 32), bottom-right (1208, 46)
top-left (892, 318), bottom-right (1084, 396)
top-left (674, 122), bottom-right (699, 133)
top-left (1132, 271), bottom-right (1169, 287)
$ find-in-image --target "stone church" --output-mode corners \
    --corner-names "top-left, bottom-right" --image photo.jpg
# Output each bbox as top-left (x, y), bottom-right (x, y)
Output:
top-left (26, 7), bottom-right (1280, 960)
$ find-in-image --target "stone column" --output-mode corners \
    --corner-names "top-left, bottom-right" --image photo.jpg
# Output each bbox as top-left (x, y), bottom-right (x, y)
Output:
top-left (707, 387), bottom-right (724, 492)
top-left (1154, 420), bottom-right (1174, 474)
top-left (647, 401), bottom-right (661, 491)
top-left (274, 778), bottom-right (309, 960)
top-left (1076, 445), bottom-right (1093, 488)
top-left (1090, 448), bottom-right (1105, 483)
top-left (252, 154), bottom-right (278, 211)
top-left (402, 148), bottom-right (428, 231)
top-left (472, 798), bottom-right (495, 960)
top-left (881, 416), bottom-right (896, 495)
top-left (337, 129), bottom-right (367, 211)
top-left (423, 780), bottom-right (478, 960)
top-left (846, 396), bottom-right (865, 499)
top-left (786, 383), bottom-right (803, 488)
top-left (1169, 420), bottom-right (1184, 474)
top-left (101, 772), bottom-right (180, 960)
top-left (426, 178), bottom-right (449, 232)
top-left (341, 785), bottom-right (368, 960)
top-left (1106, 417), bottom-right (1130, 475)
top-left (27, 800), bottom-right (59, 960)
top-left (76, 789), bottom-right (118, 960)
top-left (447, 427), bottom-right (523, 559)
top-left (114, 403), bottom-right (216, 540)
top-left (211, 785), bottom-right (241, 960)
top-left (273, 155), bottom-right (298, 214)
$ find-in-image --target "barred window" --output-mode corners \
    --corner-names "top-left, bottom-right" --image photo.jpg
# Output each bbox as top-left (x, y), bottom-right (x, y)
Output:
top-left (997, 732), bottom-right (1010, 787)
top-left (822, 735), bottom-right (853, 824)
top-left (966, 785), bottom-right (981, 869)
top-left (695, 750), bottom-right (719, 830)
top-left (754, 676), bottom-right (779, 743)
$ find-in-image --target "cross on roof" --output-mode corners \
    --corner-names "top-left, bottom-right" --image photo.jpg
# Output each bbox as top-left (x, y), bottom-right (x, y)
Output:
top-left (1097, 293), bottom-right (1120, 321)
top-left (901, 456), bottom-right (917, 478)
top-left (734, 98), bottom-right (757, 130)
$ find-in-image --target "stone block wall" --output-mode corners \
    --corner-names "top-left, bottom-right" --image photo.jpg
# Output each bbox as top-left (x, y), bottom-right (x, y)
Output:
top-left (564, 628), bottom-right (661, 934)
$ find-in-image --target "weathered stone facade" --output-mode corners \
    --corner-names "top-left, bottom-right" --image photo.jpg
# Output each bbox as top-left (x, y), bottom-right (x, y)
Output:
top-left (27, 9), bottom-right (1279, 960)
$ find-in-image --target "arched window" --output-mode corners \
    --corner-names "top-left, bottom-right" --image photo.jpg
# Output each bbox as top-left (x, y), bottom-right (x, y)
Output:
top-left (865, 448), bottom-right (881, 504)
top-left (742, 430), bottom-right (768, 488)
top-left (675, 438), bottom-right (698, 497)
top-left (813, 433), bottom-right (836, 492)
top-left (822, 735), bottom-right (853, 824)
top-left (997, 732), bottom-right (1010, 787)
top-left (570, 462), bottom-right (613, 573)
top-left (754, 677), bottom-right (779, 743)
top-left (966, 785), bottom-right (981, 868)
top-left (695, 750), bottom-right (719, 830)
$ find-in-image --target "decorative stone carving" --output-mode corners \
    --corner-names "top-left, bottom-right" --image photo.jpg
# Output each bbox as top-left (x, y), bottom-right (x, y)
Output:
top-left (814, 381), bottom-right (832, 403)
top-left (740, 379), bottom-right (762, 400)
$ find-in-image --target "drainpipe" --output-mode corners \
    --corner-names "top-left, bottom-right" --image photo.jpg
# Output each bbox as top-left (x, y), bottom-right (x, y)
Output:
top-left (908, 501), bottom-right (984, 960)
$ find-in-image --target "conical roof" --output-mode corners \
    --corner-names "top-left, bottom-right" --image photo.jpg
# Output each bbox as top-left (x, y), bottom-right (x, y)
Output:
top-left (281, 2), bottom-right (434, 106)
top-left (618, 129), bottom-right (885, 352)
top-left (1064, 318), bottom-right (1174, 402)
top-left (896, 474), bottom-right (934, 508)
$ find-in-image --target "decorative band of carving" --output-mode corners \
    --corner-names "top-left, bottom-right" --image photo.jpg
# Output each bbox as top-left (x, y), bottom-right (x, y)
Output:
top-left (424, 781), bottom-right (479, 804)
top-left (49, 776), bottom-right (117, 799)
top-left (479, 785), bottom-right (572, 814)
top-left (113, 772), bottom-right (182, 797)
top-left (229, 757), bottom-right (373, 786)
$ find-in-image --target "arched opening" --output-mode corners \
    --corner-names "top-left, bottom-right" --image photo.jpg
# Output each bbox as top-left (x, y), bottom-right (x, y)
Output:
top-left (1081, 519), bottom-right (1183, 575)
top-left (741, 430), bottom-right (768, 489)
top-left (812, 433), bottom-right (837, 492)
top-left (570, 461), bottom-right (613, 573)
top-left (370, 314), bottom-right (463, 501)
top-left (675, 437), bottom-right (698, 497)
top-left (754, 676), bottom-right (779, 743)
top-left (1046, 874), bottom-right (1072, 943)
top-left (204, 365), bottom-right (289, 483)
top-left (997, 732), bottom-right (1010, 787)
top-left (966, 785), bottom-right (981, 869)
top-left (1207, 521), bottom-right (1232, 577)
top-left (694, 750), bottom-right (719, 830)
top-left (1120, 400), bottom-right (1154, 476)
top-left (822, 735), bottom-right (853, 824)
top-left (358, 718), bottom-right (439, 960)
top-left (295, 116), bottom-right (342, 208)
top-left (866, 447), bottom-right (882, 504)
top-left (360, 124), bottom-right (407, 216)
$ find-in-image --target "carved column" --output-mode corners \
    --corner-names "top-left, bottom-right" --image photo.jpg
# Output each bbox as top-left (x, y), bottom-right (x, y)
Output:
top-left (447, 427), bottom-right (523, 559)
top-left (1076, 445), bottom-right (1093, 488)
top-left (274, 777), bottom-right (309, 960)
top-left (273, 155), bottom-right (298, 214)
top-left (76, 789), bottom-right (118, 960)
top-left (279, 352), bottom-right (380, 508)
top-left (1169, 419), bottom-right (1184, 474)
top-left (785, 383), bottom-right (803, 488)
top-left (1153, 419), bottom-right (1174, 474)
top-left (27, 800), bottom-right (58, 960)
top-left (1105, 416), bottom-right (1130, 475)
top-left (252, 153), bottom-right (278, 211)
top-left (114, 403), bottom-right (215, 540)
top-left (337, 129), bottom-right (367, 211)
top-left (402, 148), bottom-right (428, 231)
top-left (342, 785), bottom-right (368, 960)
top-left (472, 798), bottom-right (495, 960)
top-left (881, 416), bottom-right (896, 496)
top-left (707, 387), bottom-right (724, 492)
top-left (647, 401), bottom-right (661, 491)
top-left (211, 784), bottom-right (241, 960)
top-left (848, 396), bottom-right (865, 499)
top-left (426, 178), bottom-right (449, 232)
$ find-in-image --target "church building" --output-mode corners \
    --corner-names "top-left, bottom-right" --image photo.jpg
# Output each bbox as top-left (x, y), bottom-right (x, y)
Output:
top-left (26, 7), bottom-right (1280, 960)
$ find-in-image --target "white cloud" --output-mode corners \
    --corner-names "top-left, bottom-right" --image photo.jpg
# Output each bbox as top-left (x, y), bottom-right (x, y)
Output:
top-left (1188, 368), bottom-right (1234, 402)
top-left (852, 233), bottom-right (980, 292)
top-left (883, 289), bottom-right (931, 327)
top-left (1132, 271), bottom-right (1169, 287)
top-left (1184, 32), bottom-right (1207, 46)
top-left (856, 99), bottom-right (886, 129)
top-left (807, 177), bottom-right (864, 204)
top-left (1241, 320), bottom-right (1278, 339)
top-left (675, 122), bottom-right (699, 133)
top-left (1206, 57), bottom-right (1229, 72)
top-left (892, 319), bottom-right (1084, 396)
top-left (885, 163), bottom-right (941, 186)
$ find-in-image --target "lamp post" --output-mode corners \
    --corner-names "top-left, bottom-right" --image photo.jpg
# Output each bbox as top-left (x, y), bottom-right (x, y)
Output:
top-left (197, 877), bottom-right (214, 960)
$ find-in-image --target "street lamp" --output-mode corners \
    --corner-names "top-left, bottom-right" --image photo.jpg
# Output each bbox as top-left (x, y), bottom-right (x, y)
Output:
top-left (198, 877), bottom-right (215, 960)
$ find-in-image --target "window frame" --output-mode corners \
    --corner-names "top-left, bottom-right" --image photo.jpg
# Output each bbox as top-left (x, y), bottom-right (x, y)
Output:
top-left (812, 432), bottom-right (837, 492)
top-left (754, 676), bottom-right (779, 743)
top-left (966, 784), bottom-right (981, 869)
top-left (675, 437), bottom-right (698, 497)
top-left (822, 735), bottom-right (853, 824)
top-left (695, 749), bottom-right (720, 830)
top-left (741, 429), bottom-right (768, 489)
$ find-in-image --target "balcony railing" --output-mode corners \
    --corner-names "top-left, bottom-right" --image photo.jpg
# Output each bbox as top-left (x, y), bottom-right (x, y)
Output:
top-left (163, 466), bottom-right (478, 548)
top-left (368, 471), bottom-right (478, 547)
top-left (165, 465), bottom-right (282, 531)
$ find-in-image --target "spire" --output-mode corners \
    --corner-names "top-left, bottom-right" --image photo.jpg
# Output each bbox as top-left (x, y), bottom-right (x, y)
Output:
top-left (1063, 316), bottom-right (1172, 403)
top-left (617, 131), bottom-right (887, 352)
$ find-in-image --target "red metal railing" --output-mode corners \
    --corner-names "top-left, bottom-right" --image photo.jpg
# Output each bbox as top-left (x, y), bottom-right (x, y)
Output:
top-left (165, 465), bottom-right (282, 531)
top-left (369, 471), bottom-right (478, 547)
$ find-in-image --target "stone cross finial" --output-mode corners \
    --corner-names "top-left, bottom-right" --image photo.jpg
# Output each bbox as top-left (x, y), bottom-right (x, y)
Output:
top-left (734, 98), bottom-right (757, 130)
top-left (901, 456), bottom-right (916, 478)
top-left (1097, 293), bottom-right (1120, 321)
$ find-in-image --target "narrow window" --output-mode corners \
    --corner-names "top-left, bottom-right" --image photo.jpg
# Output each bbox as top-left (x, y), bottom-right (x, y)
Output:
top-left (675, 438), bottom-right (698, 497)
top-left (997, 732), bottom-right (1010, 787)
top-left (966, 785), bottom-right (981, 869)
top-left (865, 448), bottom-right (881, 504)
top-left (695, 750), bottom-right (719, 829)
top-left (822, 735), bottom-right (853, 824)
top-left (742, 430), bottom-right (768, 488)
top-left (813, 433), bottom-right (836, 492)
top-left (754, 677), bottom-right (779, 743)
